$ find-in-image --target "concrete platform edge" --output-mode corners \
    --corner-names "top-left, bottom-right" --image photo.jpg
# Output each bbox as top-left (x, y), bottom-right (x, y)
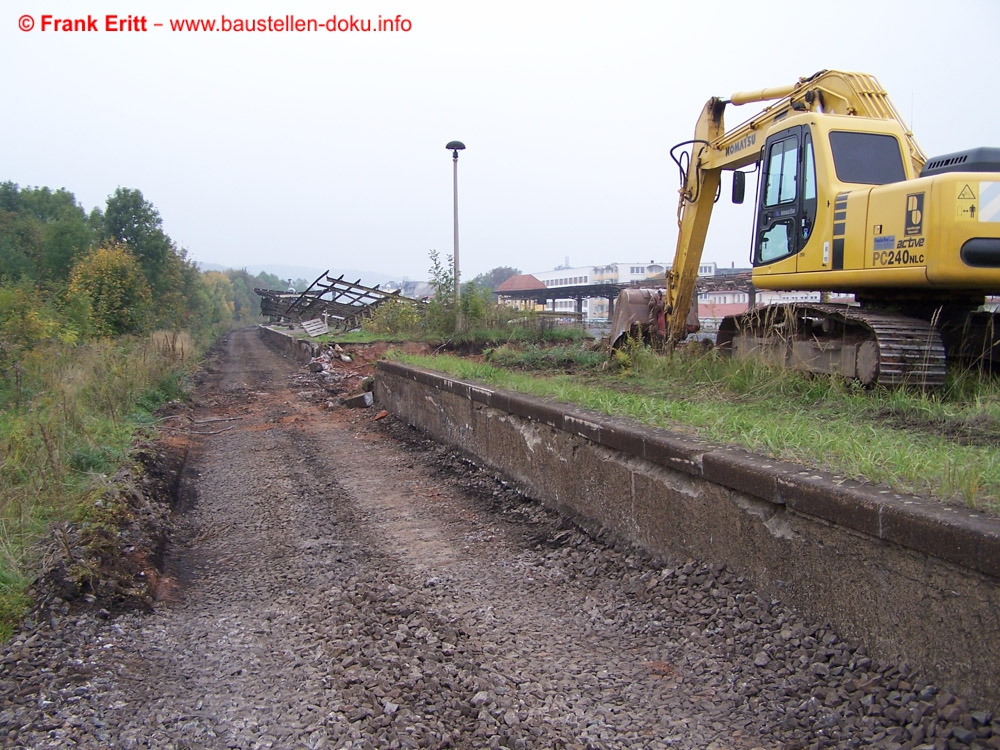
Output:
top-left (374, 358), bottom-right (1000, 711)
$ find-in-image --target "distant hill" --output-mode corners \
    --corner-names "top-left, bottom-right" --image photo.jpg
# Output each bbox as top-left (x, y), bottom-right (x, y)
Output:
top-left (194, 262), bottom-right (406, 288)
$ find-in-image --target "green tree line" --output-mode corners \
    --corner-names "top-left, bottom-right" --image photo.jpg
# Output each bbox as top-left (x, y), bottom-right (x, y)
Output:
top-left (0, 181), bottom-right (284, 366)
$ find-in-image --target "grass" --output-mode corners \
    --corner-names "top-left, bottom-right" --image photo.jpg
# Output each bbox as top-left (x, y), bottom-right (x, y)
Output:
top-left (329, 323), bottom-right (594, 349)
top-left (0, 331), bottom-right (194, 640)
top-left (389, 342), bottom-right (1000, 514)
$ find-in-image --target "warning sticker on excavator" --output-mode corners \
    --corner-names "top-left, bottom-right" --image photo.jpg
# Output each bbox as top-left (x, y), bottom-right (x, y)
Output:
top-left (957, 182), bottom-right (1000, 222)
top-left (980, 182), bottom-right (1000, 223)
top-left (957, 183), bottom-right (977, 220)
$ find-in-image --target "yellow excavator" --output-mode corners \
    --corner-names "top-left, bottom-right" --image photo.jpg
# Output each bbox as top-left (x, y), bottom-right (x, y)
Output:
top-left (609, 70), bottom-right (1000, 387)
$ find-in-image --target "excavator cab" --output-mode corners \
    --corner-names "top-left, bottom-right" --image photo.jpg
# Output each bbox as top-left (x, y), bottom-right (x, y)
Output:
top-left (750, 115), bottom-right (913, 276)
top-left (724, 109), bottom-right (1000, 386)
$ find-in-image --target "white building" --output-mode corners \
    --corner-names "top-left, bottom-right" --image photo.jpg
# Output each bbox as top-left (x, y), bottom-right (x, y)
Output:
top-left (528, 260), bottom-right (719, 320)
top-left (530, 264), bottom-right (597, 318)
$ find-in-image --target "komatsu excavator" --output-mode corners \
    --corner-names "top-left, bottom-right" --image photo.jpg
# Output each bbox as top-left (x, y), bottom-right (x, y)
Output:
top-left (609, 70), bottom-right (1000, 387)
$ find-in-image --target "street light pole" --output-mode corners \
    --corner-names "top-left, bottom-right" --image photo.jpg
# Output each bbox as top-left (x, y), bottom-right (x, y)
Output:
top-left (446, 140), bottom-right (465, 330)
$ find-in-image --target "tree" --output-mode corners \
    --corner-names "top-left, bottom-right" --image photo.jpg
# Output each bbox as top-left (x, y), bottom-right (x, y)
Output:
top-left (427, 248), bottom-right (454, 301)
top-left (202, 271), bottom-right (236, 322)
top-left (227, 269), bottom-right (270, 325)
top-left (255, 270), bottom-right (285, 290)
top-left (423, 249), bottom-right (456, 334)
top-left (0, 183), bottom-right (96, 285)
top-left (102, 188), bottom-right (173, 294)
top-left (0, 210), bottom-right (41, 282)
top-left (0, 182), bottom-right (19, 213)
top-left (67, 242), bottom-right (152, 336)
top-left (40, 213), bottom-right (95, 283)
top-left (0, 281), bottom-right (77, 372)
top-left (19, 186), bottom-right (97, 281)
top-left (467, 266), bottom-right (521, 292)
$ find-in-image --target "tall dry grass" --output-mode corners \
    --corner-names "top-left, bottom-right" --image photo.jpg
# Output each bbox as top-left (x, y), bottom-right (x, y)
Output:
top-left (0, 331), bottom-right (193, 638)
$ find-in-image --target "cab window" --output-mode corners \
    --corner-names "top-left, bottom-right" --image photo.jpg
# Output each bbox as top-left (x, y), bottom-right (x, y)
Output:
top-left (803, 133), bottom-right (816, 202)
top-left (755, 126), bottom-right (817, 265)
top-left (757, 133), bottom-right (799, 264)
top-left (800, 131), bottom-right (817, 242)
top-left (759, 223), bottom-right (792, 262)
top-left (829, 131), bottom-right (906, 184)
top-left (763, 136), bottom-right (798, 206)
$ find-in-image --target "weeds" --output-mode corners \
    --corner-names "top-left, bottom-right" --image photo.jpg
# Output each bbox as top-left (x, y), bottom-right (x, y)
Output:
top-left (0, 332), bottom-right (194, 638)
top-left (485, 344), bottom-right (605, 371)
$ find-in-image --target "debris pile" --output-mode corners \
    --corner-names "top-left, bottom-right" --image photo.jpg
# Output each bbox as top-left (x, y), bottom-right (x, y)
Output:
top-left (302, 343), bottom-right (375, 408)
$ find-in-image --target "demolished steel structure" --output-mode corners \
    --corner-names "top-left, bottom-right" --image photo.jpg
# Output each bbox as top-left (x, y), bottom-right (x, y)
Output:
top-left (255, 271), bottom-right (425, 333)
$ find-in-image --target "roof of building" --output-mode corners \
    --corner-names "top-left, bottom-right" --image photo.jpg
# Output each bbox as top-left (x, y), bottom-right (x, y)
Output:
top-left (496, 274), bottom-right (547, 292)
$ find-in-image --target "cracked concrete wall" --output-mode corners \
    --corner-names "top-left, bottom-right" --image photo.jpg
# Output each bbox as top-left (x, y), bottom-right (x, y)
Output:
top-left (375, 360), bottom-right (1000, 712)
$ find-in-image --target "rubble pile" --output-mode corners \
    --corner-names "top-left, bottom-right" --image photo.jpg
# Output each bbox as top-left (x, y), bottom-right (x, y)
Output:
top-left (298, 343), bottom-right (375, 408)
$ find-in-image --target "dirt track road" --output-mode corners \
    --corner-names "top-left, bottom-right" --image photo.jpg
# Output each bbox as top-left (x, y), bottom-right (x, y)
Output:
top-left (3, 327), bottom-right (995, 749)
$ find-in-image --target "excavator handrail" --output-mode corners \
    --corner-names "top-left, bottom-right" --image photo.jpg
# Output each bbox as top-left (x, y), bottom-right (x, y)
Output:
top-left (721, 70), bottom-right (925, 173)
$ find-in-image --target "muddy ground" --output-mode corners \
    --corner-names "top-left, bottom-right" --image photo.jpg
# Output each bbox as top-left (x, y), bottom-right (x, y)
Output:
top-left (1, 327), bottom-right (997, 749)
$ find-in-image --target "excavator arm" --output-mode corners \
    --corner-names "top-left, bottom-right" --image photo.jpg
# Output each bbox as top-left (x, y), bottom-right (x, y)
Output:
top-left (664, 70), bottom-right (925, 343)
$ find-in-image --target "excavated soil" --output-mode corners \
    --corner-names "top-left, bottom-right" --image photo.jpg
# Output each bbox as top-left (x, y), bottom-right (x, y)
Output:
top-left (1, 327), bottom-right (998, 749)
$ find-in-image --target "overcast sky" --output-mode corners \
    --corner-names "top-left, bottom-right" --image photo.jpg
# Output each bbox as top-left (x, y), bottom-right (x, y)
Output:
top-left (7, 0), bottom-right (1000, 282)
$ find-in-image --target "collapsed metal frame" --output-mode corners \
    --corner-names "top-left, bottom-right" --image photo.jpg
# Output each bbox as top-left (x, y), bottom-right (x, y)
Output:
top-left (255, 271), bottom-right (425, 332)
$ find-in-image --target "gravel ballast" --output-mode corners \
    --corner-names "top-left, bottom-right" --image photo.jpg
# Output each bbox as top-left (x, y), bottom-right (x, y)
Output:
top-left (1, 328), bottom-right (997, 749)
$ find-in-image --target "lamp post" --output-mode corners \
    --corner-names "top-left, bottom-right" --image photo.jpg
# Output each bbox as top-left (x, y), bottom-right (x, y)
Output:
top-left (446, 140), bottom-right (465, 329)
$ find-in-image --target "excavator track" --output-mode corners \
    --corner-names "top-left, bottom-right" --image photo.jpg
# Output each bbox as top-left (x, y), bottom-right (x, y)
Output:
top-left (716, 304), bottom-right (947, 388)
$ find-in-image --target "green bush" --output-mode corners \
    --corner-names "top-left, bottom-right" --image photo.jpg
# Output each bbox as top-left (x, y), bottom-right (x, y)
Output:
top-left (363, 298), bottom-right (422, 336)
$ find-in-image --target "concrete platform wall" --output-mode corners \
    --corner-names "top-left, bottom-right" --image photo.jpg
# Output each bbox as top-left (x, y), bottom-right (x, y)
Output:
top-left (258, 325), bottom-right (319, 362)
top-left (375, 360), bottom-right (1000, 711)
